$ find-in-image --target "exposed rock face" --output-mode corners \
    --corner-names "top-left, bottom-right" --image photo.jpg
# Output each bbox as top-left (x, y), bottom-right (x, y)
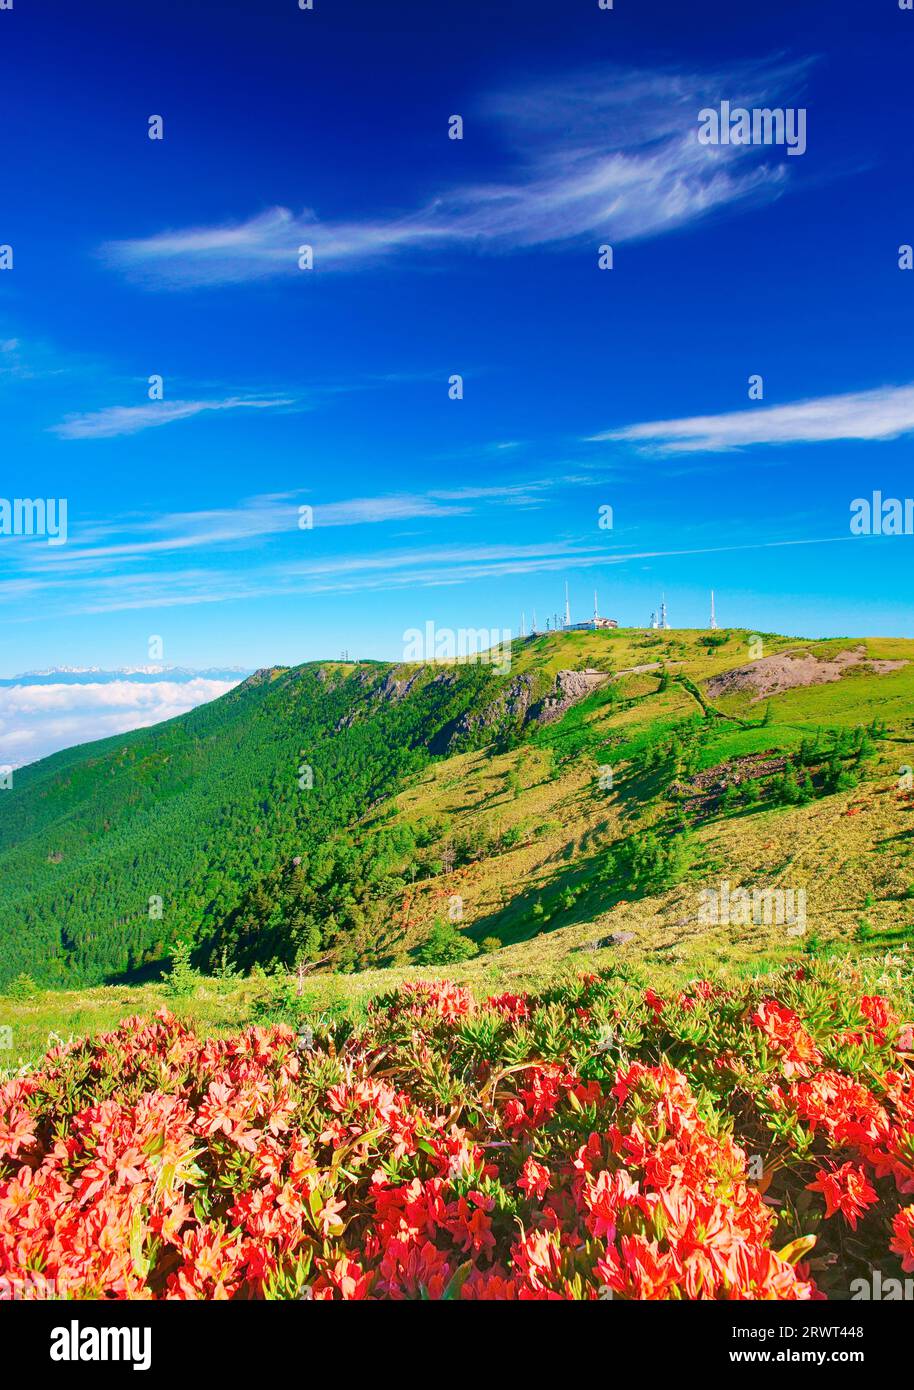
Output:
top-left (529, 669), bottom-right (610, 726)
top-left (236, 667), bottom-right (285, 692)
top-left (337, 666), bottom-right (458, 732)
top-left (441, 667), bottom-right (610, 750)
top-left (706, 647), bottom-right (907, 703)
top-left (445, 674), bottom-right (538, 746)
top-left (377, 671), bottom-right (423, 703)
top-left (337, 663), bottom-right (610, 748)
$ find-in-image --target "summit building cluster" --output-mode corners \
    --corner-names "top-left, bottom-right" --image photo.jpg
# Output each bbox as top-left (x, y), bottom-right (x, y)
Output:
top-left (521, 586), bottom-right (721, 636)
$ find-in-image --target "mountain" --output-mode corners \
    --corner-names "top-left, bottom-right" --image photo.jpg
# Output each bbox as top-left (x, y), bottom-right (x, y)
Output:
top-left (0, 628), bottom-right (911, 990)
top-left (0, 665), bottom-right (251, 687)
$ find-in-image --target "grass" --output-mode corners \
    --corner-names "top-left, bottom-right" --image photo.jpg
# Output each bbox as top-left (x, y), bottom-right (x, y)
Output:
top-left (4, 626), bottom-right (912, 1070)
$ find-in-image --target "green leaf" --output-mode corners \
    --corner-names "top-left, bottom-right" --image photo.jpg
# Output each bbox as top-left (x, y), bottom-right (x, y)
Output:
top-left (441, 1261), bottom-right (474, 1301)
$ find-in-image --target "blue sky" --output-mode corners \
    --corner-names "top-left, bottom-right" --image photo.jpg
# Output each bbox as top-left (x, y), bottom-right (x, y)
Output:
top-left (2, 0), bottom-right (913, 699)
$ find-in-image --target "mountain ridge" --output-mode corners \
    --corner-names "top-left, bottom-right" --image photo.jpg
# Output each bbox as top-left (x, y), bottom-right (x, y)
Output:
top-left (1, 627), bottom-right (911, 990)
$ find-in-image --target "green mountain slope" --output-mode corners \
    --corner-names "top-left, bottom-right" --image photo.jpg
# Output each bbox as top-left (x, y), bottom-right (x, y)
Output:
top-left (0, 659), bottom-right (501, 985)
top-left (1, 628), bottom-right (912, 990)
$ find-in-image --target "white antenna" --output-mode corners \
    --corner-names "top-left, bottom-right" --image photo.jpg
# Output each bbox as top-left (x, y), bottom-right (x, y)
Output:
top-left (564, 582), bottom-right (571, 628)
top-left (650, 610), bottom-right (658, 630)
top-left (709, 591), bottom-right (718, 631)
top-left (521, 611), bottom-right (526, 639)
top-left (532, 607), bottom-right (537, 634)
top-left (593, 589), bottom-right (598, 624)
top-left (660, 595), bottom-right (669, 630)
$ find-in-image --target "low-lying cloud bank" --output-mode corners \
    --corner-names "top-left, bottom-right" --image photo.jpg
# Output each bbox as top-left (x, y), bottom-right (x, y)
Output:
top-left (0, 673), bottom-right (244, 769)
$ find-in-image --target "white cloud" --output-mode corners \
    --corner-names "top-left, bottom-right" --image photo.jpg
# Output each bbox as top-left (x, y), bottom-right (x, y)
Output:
top-left (39, 533), bottom-right (855, 615)
top-left (102, 60), bottom-right (808, 287)
top-left (0, 677), bottom-right (241, 768)
top-left (16, 484), bottom-right (557, 575)
top-left (52, 396), bottom-right (293, 440)
top-left (592, 383), bottom-right (914, 454)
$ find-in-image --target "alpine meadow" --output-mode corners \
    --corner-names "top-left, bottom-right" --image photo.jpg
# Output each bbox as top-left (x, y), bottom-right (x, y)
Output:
top-left (2, 0), bottom-right (914, 1359)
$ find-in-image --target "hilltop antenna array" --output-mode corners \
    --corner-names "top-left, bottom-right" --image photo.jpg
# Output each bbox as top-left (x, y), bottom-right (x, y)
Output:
top-left (556, 581), bottom-right (619, 632)
top-left (710, 591), bottom-right (718, 631)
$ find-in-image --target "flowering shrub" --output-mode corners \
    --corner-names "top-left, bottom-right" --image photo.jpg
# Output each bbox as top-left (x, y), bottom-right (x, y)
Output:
top-left (1, 961), bottom-right (912, 1299)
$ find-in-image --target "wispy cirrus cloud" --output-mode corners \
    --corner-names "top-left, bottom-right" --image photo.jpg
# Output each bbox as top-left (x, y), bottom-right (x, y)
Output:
top-left (65, 542), bottom-right (613, 613)
top-left (9, 482), bottom-right (561, 579)
top-left (591, 383), bottom-right (914, 454)
top-left (51, 395), bottom-right (294, 440)
top-left (10, 533), bottom-right (859, 620)
top-left (102, 59), bottom-right (810, 287)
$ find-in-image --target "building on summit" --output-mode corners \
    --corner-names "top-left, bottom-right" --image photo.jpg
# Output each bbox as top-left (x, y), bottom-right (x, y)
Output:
top-left (524, 586), bottom-right (618, 636)
top-left (563, 587), bottom-right (618, 632)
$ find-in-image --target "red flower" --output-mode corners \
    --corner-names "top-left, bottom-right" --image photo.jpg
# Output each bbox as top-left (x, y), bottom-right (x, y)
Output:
top-left (889, 1206), bottom-right (914, 1273)
top-left (517, 1157), bottom-right (551, 1202)
top-left (807, 1163), bottom-right (878, 1229)
top-left (751, 1001), bottom-right (822, 1078)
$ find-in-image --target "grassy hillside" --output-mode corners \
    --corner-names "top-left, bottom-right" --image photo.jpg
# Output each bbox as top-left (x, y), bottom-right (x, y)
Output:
top-left (355, 629), bottom-right (914, 971)
top-left (1, 628), bottom-right (912, 1000)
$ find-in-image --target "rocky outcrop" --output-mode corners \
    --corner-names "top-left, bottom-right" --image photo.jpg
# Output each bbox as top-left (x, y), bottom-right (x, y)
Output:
top-left (580, 930), bottom-right (636, 950)
top-left (337, 662), bottom-right (610, 748)
top-left (528, 669), bottom-right (610, 726)
top-left (446, 674), bottom-right (537, 744)
top-left (706, 647), bottom-right (907, 704)
top-left (377, 671), bottom-right (423, 703)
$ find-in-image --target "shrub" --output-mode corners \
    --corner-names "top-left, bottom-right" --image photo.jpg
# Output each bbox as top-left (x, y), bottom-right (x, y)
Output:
top-left (415, 919), bottom-right (479, 965)
top-left (776, 767), bottom-right (801, 806)
top-left (2, 974), bottom-right (39, 1001)
top-left (605, 827), bottom-right (694, 895)
top-left (163, 940), bottom-right (202, 998)
top-left (500, 824), bottom-right (522, 850)
top-left (4, 961), bottom-right (913, 1300)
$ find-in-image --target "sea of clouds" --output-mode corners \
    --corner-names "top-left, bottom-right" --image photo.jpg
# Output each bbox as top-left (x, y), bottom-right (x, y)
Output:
top-left (0, 671), bottom-right (246, 770)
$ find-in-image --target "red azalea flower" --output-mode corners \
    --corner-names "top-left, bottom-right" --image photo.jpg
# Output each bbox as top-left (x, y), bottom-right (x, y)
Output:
top-left (807, 1163), bottom-right (878, 1229)
top-left (889, 1206), bottom-right (914, 1273)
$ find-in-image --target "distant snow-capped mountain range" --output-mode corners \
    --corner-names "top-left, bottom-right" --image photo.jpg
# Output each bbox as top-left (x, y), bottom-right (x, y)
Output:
top-left (0, 666), bottom-right (252, 687)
